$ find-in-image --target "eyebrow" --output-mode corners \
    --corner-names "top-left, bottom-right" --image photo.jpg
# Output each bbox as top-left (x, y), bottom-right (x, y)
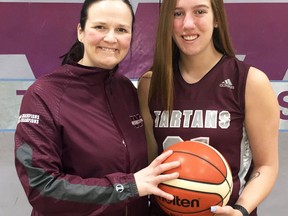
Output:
top-left (175, 4), bottom-right (210, 10)
top-left (90, 21), bottom-right (130, 28)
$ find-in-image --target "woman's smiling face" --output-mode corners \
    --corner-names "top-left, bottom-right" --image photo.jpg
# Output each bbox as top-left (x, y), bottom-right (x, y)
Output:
top-left (77, 0), bottom-right (133, 69)
top-left (172, 0), bottom-right (216, 57)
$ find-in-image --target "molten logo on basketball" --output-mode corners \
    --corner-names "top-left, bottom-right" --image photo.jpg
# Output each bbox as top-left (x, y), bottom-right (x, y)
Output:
top-left (157, 195), bottom-right (200, 208)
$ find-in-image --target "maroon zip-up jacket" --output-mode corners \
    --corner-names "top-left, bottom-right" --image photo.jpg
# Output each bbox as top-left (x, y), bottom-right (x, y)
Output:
top-left (14, 63), bottom-right (148, 216)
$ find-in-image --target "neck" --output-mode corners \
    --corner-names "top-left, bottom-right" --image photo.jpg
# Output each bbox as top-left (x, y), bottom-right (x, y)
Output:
top-left (178, 49), bottom-right (223, 84)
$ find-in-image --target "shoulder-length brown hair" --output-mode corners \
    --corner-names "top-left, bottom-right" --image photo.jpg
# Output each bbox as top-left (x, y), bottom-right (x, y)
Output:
top-left (149, 0), bottom-right (235, 112)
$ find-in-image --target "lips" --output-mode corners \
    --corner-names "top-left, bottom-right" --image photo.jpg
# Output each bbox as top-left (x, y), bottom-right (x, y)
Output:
top-left (182, 35), bottom-right (198, 41)
top-left (99, 47), bottom-right (118, 53)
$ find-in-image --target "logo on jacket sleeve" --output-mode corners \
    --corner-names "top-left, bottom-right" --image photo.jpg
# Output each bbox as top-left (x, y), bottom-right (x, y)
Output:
top-left (130, 114), bottom-right (144, 128)
top-left (115, 184), bottom-right (124, 193)
top-left (18, 114), bottom-right (40, 124)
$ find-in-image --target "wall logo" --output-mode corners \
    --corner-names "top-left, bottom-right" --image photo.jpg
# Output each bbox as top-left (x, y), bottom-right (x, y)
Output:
top-left (272, 81), bottom-right (288, 131)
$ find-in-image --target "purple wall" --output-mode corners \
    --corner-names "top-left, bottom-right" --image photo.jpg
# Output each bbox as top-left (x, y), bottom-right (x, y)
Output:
top-left (226, 3), bottom-right (288, 80)
top-left (1, 2), bottom-right (287, 80)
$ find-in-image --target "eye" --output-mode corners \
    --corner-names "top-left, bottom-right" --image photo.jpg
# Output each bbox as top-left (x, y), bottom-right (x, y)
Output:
top-left (117, 28), bottom-right (128, 33)
top-left (195, 9), bottom-right (207, 15)
top-left (174, 11), bottom-right (184, 17)
top-left (94, 25), bottom-right (105, 30)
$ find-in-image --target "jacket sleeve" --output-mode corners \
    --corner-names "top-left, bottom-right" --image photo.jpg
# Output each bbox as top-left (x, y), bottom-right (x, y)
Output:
top-left (14, 83), bottom-right (139, 215)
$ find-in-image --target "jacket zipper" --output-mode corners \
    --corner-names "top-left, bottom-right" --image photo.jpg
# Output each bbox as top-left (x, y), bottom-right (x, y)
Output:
top-left (104, 81), bottom-right (131, 172)
top-left (104, 92), bottom-right (127, 147)
top-left (105, 73), bottom-right (131, 216)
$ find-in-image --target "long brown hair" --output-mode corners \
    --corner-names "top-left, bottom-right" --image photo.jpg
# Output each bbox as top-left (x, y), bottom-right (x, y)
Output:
top-left (149, 0), bottom-right (235, 112)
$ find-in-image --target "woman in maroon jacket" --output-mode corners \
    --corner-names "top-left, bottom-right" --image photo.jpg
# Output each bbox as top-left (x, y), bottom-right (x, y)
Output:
top-left (14, 0), bottom-right (180, 215)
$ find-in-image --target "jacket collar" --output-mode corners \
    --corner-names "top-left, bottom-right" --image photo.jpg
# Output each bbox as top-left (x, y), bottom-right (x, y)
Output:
top-left (65, 63), bottom-right (118, 85)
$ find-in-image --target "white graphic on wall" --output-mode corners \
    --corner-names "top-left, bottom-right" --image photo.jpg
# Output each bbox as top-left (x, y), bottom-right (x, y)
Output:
top-left (0, 55), bottom-right (35, 131)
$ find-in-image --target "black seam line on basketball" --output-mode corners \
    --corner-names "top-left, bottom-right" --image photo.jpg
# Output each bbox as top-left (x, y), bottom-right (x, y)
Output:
top-left (172, 150), bottom-right (233, 190)
top-left (159, 182), bottom-right (223, 195)
top-left (172, 177), bottom-right (223, 185)
top-left (173, 177), bottom-right (233, 192)
top-left (172, 150), bottom-right (227, 179)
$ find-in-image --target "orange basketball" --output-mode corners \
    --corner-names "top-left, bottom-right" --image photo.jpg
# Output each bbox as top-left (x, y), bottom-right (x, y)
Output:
top-left (156, 141), bottom-right (233, 216)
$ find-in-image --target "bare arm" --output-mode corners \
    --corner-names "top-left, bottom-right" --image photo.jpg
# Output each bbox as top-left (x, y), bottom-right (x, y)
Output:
top-left (236, 67), bottom-right (279, 211)
top-left (212, 67), bottom-right (279, 215)
top-left (137, 71), bottom-right (158, 163)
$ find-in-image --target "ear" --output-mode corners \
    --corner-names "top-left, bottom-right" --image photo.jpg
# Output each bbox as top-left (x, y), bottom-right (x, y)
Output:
top-left (77, 23), bottom-right (83, 42)
top-left (213, 18), bottom-right (218, 28)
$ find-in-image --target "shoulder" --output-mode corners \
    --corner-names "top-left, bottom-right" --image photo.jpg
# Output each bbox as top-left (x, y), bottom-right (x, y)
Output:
top-left (247, 66), bottom-right (269, 81)
top-left (219, 56), bottom-right (250, 72)
top-left (245, 67), bottom-right (278, 112)
top-left (246, 67), bottom-right (271, 90)
top-left (113, 72), bottom-right (137, 92)
top-left (137, 71), bottom-right (153, 107)
top-left (138, 71), bottom-right (152, 91)
top-left (213, 57), bottom-right (251, 84)
top-left (245, 66), bottom-right (276, 104)
top-left (140, 71), bottom-right (153, 79)
top-left (24, 65), bottom-right (70, 100)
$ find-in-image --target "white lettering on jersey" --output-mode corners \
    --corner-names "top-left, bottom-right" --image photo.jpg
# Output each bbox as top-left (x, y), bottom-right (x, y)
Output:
top-left (163, 136), bottom-right (183, 150)
top-left (154, 110), bottom-right (231, 129)
top-left (219, 111), bottom-right (231, 129)
top-left (18, 114), bottom-right (40, 124)
top-left (191, 110), bottom-right (203, 128)
top-left (205, 110), bottom-right (218, 128)
top-left (183, 110), bottom-right (193, 128)
top-left (159, 110), bottom-right (169, 127)
top-left (170, 110), bottom-right (182, 128)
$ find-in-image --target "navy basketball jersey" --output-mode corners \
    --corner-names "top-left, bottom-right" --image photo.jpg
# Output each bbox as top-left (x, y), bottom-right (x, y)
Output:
top-left (150, 55), bottom-right (254, 209)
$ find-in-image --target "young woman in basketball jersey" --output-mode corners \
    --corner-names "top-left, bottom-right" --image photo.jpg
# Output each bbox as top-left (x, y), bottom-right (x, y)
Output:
top-left (138, 0), bottom-right (279, 215)
top-left (14, 0), bottom-right (180, 215)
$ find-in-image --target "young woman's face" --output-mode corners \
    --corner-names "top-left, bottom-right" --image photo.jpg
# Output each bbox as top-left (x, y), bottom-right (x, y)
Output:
top-left (172, 0), bottom-right (216, 57)
top-left (78, 0), bottom-right (133, 69)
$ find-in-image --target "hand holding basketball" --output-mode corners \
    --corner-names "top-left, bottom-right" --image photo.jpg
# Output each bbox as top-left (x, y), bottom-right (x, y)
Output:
top-left (210, 205), bottom-right (237, 216)
top-left (156, 141), bottom-right (233, 216)
top-left (134, 150), bottom-right (181, 200)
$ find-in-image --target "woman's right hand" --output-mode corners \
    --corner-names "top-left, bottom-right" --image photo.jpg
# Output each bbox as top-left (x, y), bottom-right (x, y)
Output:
top-left (134, 150), bottom-right (180, 200)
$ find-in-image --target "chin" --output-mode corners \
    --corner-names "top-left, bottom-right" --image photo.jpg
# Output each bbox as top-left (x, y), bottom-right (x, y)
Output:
top-left (91, 59), bottom-right (117, 69)
top-left (99, 62), bottom-right (118, 70)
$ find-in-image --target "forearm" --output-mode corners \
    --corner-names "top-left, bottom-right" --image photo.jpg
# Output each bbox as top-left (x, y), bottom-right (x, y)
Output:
top-left (15, 143), bottom-right (139, 215)
top-left (235, 165), bottom-right (278, 213)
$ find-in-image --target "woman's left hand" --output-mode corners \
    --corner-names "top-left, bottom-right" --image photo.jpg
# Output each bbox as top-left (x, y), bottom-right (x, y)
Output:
top-left (210, 205), bottom-right (242, 216)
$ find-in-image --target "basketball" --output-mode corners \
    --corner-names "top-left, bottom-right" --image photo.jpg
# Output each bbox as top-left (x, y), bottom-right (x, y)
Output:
top-left (156, 141), bottom-right (233, 216)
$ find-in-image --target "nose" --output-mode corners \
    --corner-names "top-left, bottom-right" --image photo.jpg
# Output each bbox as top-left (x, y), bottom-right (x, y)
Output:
top-left (104, 30), bottom-right (117, 43)
top-left (183, 14), bottom-right (195, 29)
